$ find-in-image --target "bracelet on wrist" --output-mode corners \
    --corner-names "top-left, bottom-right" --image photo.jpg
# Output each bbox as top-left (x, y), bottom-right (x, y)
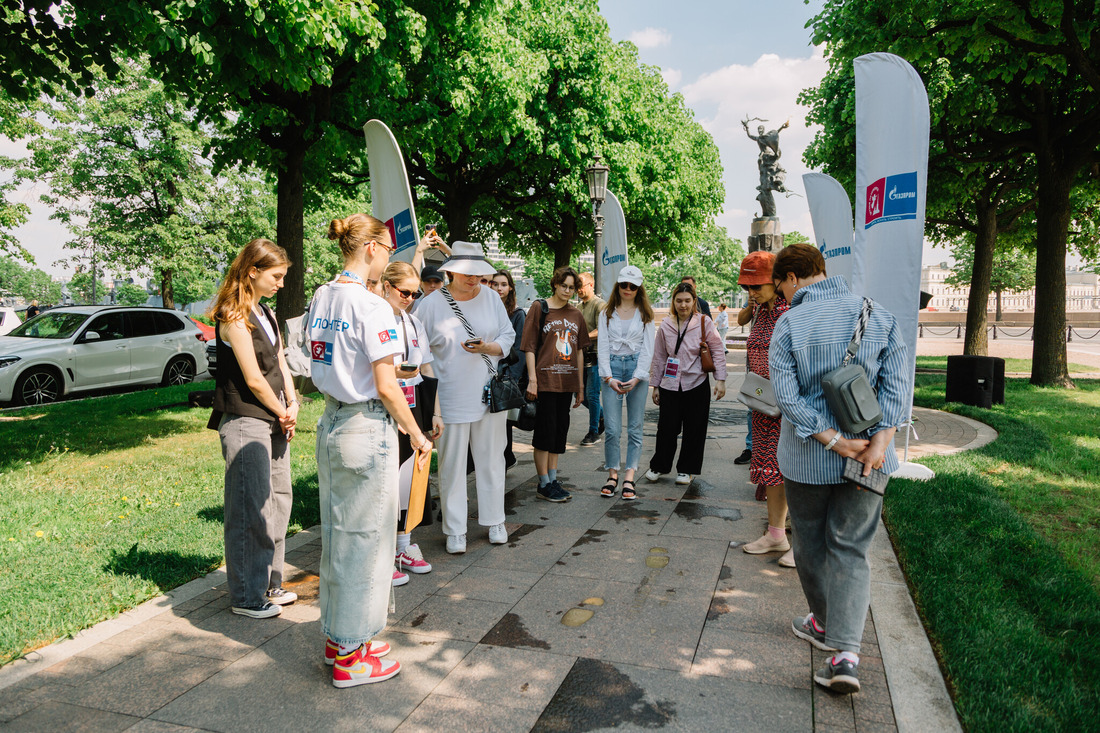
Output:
top-left (823, 433), bottom-right (841, 452)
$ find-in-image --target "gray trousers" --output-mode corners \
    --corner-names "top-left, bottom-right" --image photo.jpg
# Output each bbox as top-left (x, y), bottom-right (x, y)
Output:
top-left (785, 478), bottom-right (883, 653)
top-left (219, 414), bottom-right (292, 608)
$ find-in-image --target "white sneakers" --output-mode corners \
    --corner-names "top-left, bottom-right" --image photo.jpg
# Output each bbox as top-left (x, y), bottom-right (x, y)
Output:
top-left (778, 548), bottom-right (796, 568)
top-left (675, 473), bottom-right (692, 485)
top-left (644, 469), bottom-right (662, 482)
top-left (446, 534), bottom-right (467, 554)
top-left (488, 523), bottom-right (508, 544)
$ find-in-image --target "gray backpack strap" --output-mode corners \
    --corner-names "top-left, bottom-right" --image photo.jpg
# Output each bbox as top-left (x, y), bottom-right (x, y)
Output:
top-left (842, 299), bottom-right (873, 366)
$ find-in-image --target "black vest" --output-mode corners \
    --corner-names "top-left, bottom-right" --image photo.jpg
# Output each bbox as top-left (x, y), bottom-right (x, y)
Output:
top-left (209, 306), bottom-right (284, 426)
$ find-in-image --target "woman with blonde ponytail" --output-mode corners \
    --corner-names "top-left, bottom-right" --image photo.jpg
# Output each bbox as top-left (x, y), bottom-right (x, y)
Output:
top-left (307, 213), bottom-right (433, 688)
top-left (208, 238), bottom-right (298, 619)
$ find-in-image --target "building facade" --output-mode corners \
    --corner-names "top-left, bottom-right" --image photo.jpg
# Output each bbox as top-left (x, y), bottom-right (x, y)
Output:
top-left (920, 263), bottom-right (1100, 313)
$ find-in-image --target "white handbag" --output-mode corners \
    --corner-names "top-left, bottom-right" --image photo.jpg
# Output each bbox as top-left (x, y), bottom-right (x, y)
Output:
top-left (737, 371), bottom-right (781, 417)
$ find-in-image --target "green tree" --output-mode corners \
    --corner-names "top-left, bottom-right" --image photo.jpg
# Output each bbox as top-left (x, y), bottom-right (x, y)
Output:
top-left (114, 282), bottom-right (150, 306)
top-left (654, 221), bottom-right (746, 303)
top-left (802, 0), bottom-right (1100, 386)
top-left (23, 62), bottom-right (242, 309)
top-left (68, 271), bottom-right (107, 304)
top-left (0, 95), bottom-right (43, 260)
top-left (945, 237), bottom-right (1035, 321)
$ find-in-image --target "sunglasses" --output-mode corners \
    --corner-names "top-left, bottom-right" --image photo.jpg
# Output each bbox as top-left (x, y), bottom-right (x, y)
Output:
top-left (742, 284), bottom-right (766, 291)
top-left (372, 239), bottom-right (395, 253)
top-left (618, 282), bottom-right (639, 291)
top-left (480, 278), bottom-right (490, 284)
top-left (392, 286), bottom-right (422, 300)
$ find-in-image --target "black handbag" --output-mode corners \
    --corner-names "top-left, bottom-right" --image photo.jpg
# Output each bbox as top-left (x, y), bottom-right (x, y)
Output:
top-left (442, 287), bottom-right (525, 413)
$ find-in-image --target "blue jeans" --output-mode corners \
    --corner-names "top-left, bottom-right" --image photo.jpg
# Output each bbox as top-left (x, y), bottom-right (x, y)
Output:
top-left (585, 361), bottom-right (602, 433)
top-left (316, 398), bottom-right (398, 647)
top-left (601, 354), bottom-right (647, 471)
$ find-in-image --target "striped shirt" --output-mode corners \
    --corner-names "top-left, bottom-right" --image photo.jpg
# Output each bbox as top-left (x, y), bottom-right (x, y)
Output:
top-left (768, 276), bottom-right (909, 484)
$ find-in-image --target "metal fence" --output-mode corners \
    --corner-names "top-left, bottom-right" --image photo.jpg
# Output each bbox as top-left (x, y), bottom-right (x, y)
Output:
top-left (917, 324), bottom-right (1100, 341)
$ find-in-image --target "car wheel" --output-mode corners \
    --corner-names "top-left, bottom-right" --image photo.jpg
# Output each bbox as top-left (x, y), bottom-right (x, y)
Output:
top-left (15, 367), bottom-right (62, 406)
top-left (162, 356), bottom-right (196, 387)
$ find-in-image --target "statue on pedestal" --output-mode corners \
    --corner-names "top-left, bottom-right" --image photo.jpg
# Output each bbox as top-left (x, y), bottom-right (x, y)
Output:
top-left (742, 118), bottom-right (792, 218)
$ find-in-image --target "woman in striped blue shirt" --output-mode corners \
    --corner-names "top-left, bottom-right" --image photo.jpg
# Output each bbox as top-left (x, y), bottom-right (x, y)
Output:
top-left (768, 243), bottom-right (908, 696)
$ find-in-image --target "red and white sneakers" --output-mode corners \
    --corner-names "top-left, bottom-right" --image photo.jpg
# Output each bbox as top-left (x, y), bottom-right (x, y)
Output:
top-left (324, 638), bottom-right (391, 666)
top-left (331, 643), bottom-right (401, 688)
top-left (396, 543), bottom-right (433, 574)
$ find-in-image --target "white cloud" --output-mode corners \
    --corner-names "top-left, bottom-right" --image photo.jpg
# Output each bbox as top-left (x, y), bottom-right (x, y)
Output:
top-left (681, 46), bottom-right (827, 243)
top-left (629, 27), bottom-right (672, 49)
top-left (660, 68), bottom-right (682, 89)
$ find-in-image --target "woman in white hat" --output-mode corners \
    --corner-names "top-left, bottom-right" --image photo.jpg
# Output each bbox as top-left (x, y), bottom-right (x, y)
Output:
top-left (414, 241), bottom-right (516, 554)
top-left (597, 265), bottom-right (656, 500)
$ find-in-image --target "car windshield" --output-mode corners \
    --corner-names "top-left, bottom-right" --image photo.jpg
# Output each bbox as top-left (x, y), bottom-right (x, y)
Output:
top-left (8, 312), bottom-right (90, 339)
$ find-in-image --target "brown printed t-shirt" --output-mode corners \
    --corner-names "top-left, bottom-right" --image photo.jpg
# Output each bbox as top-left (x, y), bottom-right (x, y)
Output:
top-left (520, 302), bottom-right (590, 393)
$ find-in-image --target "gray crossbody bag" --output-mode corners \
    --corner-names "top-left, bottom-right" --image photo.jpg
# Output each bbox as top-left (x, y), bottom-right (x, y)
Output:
top-left (821, 298), bottom-right (883, 434)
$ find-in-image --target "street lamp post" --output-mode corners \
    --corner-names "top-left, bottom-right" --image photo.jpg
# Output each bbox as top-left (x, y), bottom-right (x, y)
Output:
top-left (585, 156), bottom-right (610, 297)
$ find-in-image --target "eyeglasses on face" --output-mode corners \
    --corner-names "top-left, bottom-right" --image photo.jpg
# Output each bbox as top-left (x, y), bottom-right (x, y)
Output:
top-left (557, 283), bottom-right (576, 292)
top-left (393, 286), bottom-right (422, 300)
top-left (372, 239), bottom-right (395, 253)
top-left (480, 278), bottom-right (490, 284)
top-left (618, 282), bottom-right (639, 291)
top-left (742, 284), bottom-right (766, 291)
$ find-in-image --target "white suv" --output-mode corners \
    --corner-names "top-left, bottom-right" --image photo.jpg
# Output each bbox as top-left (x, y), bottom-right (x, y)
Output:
top-left (0, 305), bottom-right (207, 406)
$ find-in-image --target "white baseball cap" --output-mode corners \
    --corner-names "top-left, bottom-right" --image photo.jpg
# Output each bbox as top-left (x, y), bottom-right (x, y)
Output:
top-left (616, 265), bottom-right (643, 287)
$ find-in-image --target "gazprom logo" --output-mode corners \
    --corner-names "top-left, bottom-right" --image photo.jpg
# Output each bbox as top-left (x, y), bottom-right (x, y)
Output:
top-left (865, 171), bottom-right (918, 229)
top-left (385, 209), bottom-right (418, 253)
top-left (602, 246), bottom-right (626, 267)
top-left (818, 239), bottom-right (851, 260)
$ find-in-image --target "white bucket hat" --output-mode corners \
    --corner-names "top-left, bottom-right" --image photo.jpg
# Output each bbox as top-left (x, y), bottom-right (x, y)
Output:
top-left (439, 241), bottom-right (497, 277)
top-left (616, 265), bottom-right (643, 287)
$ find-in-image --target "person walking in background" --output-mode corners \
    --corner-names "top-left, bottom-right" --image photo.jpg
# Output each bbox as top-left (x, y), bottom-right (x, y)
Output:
top-left (735, 251), bottom-right (794, 568)
top-left (597, 266), bottom-right (655, 500)
top-left (576, 272), bottom-right (605, 446)
top-left (769, 242), bottom-right (908, 694)
top-left (522, 266), bottom-right (589, 502)
top-left (380, 262), bottom-right (443, 586)
top-left (208, 238), bottom-right (298, 620)
top-left (681, 276), bottom-right (711, 317)
top-left (715, 302), bottom-right (730, 352)
top-left (416, 242), bottom-right (515, 554)
top-left (491, 269), bottom-right (527, 470)
top-left (309, 213), bottom-right (432, 687)
top-left (645, 283), bottom-right (727, 485)
top-left (25, 300), bottom-right (40, 320)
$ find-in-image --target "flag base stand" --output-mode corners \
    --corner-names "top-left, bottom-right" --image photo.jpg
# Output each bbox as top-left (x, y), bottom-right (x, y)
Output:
top-left (893, 461), bottom-right (935, 481)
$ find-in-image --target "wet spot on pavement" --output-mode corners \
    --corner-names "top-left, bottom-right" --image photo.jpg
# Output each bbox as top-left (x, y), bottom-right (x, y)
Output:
top-left (482, 612), bottom-right (551, 650)
top-left (606, 503), bottom-right (662, 524)
top-left (672, 502), bottom-right (742, 524)
top-left (532, 658), bottom-right (677, 732)
top-left (507, 523), bottom-right (542, 548)
top-left (571, 529), bottom-right (609, 547)
top-left (410, 613), bottom-right (428, 628)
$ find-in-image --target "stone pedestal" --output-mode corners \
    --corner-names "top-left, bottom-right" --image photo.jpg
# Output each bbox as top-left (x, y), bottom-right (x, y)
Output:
top-left (748, 216), bottom-right (782, 253)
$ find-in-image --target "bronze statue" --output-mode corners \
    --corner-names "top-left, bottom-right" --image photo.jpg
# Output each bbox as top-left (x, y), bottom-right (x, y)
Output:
top-left (743, 118), bottom-right (792, 218)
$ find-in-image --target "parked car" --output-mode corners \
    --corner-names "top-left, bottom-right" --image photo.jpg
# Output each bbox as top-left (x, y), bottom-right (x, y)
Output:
top-left (206, 339), bottom-right (217, 380)
top-left (0, 307), bottom-right (18, 337)
top-left (0, 306), bottom-right (207, 406)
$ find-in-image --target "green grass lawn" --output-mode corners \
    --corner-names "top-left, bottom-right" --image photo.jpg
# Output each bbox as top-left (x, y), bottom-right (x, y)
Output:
top-left (885, 361), bottom-right (1100, 731)
top-left (0, 382), bottom-right (324, 666)
top-left (914, 355), bottom-right (1096, 374)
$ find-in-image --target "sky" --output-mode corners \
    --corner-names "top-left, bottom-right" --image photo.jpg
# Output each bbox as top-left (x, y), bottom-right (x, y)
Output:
top-left (2, 0), bottom-right (953, 279)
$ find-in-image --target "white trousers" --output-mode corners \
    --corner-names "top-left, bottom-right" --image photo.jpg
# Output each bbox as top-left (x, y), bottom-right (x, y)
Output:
top-left (436, 411), bottom-right (508, 536)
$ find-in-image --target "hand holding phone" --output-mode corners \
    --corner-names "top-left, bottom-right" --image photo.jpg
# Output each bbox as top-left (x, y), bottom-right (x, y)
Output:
top-left (399, 361), bottom-right (418, 372)
top-left (842, 457), bottom-right (889, 496)
top-left (464, 338), bottom-right (482, 349)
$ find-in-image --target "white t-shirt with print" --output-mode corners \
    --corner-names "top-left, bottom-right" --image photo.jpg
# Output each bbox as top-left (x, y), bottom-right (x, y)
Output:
top-left (307, 282), bottom-right (402, 403)
top-left (416, 285), bottom-right (515, 423)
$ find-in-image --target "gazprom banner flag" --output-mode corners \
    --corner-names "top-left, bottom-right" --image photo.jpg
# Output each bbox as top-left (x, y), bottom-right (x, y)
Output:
top-left (599, 189), bottom-right (629, 297)
top-left (363, 119), bottom-right (420, 263)
top-left (803, 172), bottom-right (855, 289)
top-left (853, 53), bottom-right (929, 410)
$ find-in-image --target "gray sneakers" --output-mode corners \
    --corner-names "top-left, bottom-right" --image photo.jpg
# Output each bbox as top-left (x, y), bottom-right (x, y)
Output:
top-left (791, 613), bottom-right (838, 651)
top-left (814, 656), bottom-right (860, 694)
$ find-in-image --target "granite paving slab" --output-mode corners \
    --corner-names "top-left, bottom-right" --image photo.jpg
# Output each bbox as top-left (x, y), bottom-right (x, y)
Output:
top-left (391, 594), bottom-right (513, 643)
top-left (470, 524), bottom-right (589, 574)
top-left (437, 566), bottom-right (545, 605)
top-left (3, 700), bottom-right (140, 732)
top-left (549, 531), bottom-right (727, 591)
top-left (588, 497), bottom-right (676, 535)
top-left (395, 693), bottom-right (543, 733)
top-left (431, 643), bottom-right (576, 711)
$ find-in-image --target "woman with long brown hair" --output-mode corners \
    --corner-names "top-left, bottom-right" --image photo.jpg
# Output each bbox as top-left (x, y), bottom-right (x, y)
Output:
top-left (645, 282), bottom-right (727, 485)
top-left (597, 266), bottom-right (655, 500)
top-left (208, 238), bottom-right (298, 619)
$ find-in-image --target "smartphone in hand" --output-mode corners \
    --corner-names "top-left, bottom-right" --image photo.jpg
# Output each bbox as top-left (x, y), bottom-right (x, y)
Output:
top-left (464, 338), bottom-right (482, 348)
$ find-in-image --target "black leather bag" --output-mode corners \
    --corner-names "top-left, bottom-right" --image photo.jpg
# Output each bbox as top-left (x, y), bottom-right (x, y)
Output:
top-left (443, 287), bottom-right (524, 414)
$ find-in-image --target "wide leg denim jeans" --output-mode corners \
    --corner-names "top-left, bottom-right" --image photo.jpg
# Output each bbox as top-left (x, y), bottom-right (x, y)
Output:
top-left (316, 398), bottom-right (399, 647)
top-left (601, 353), bottom-right (647, 471)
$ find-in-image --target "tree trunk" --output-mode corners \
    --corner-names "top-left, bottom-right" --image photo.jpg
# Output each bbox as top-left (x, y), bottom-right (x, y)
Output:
top-left (964, 201), bottom-right (996, 355)
top-left (1031, 146), bottom-right (1073, 387)
top-left (275, 143), bottom-right (306, 326)
top-left (444, 191), bottom-right (472, 242)
top-left (554, 216), bottom-right (577, 269)
top-left (160, 268), bottom-right (175, 310)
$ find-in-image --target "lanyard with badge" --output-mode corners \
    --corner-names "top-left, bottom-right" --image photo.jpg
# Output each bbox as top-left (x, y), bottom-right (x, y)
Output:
top-left (664, 315), bottom-right (692, 379)
top-left (397, 312), bottom-right (418, 407)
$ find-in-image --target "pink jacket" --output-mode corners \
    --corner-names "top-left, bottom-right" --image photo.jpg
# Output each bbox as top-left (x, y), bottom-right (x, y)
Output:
top-left (650, 312), bottom-right (727, 391)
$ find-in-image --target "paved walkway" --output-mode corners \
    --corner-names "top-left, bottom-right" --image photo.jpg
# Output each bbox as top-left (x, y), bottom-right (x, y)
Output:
top-left (0, 371), bottom-right (992, 732)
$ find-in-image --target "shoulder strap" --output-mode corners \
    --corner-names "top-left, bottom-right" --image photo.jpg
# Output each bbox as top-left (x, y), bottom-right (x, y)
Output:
top-left (536, 299), bottom-right (549, 351)
top-left (442, 287), bottom-right (496, 374)
top-left (842, 298), bottom-right (874, 366)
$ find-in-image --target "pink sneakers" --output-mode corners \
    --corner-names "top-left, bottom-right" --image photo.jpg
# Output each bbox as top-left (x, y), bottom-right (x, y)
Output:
top-left (325, 638), bottom-right (391, 666)
top-left (396, 544), bottom-right (433, 574)
top-left (332, 643), bottom-right (401, 688)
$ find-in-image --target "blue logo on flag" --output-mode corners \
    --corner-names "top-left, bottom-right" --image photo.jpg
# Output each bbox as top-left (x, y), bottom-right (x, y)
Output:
top-left (866, 171), bottom-right (918, 229)
top-left (389, 209), bottom-right (418, 254)
top-left (818, 238), bottom-right (851, 260)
